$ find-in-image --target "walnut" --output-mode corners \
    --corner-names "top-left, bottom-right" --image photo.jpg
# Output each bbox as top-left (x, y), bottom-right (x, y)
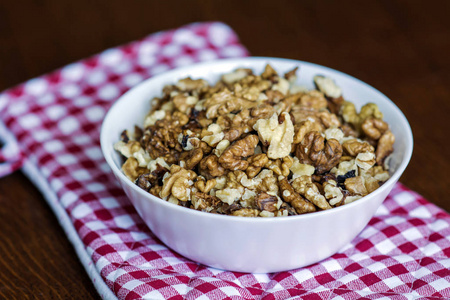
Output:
top-left (147, 157), bottom-right (171, 173)
top-left (191, 192), bottom-right (221, 211)
top-left (144, 110), bottom-right (166, 127)
top-left (355, 152), bottom-right (376, 170)
top-left (256, 169), bottom-right (279, 194)
top-left (284, 67), bottom-right (298, 83)
top-left (341, 124), bottom-right (358, 137)
top-left (219, 135), bottom-right (259, 170)
top-left (204, 89), bottom-right (257, 119)
top-left (271, 78), bottom-right (290, 96)
top-left (173, 94), bottom-right (198, 114)
top-left (324, 128), bottom-right (344, 142)
top-left (323, 180), bottom-right (344, 206)
top-left (231, 208), bottom-right (260, 217)
top-left (246, 153), bottom-right (269, 178)
top-left (342, 139), bottom-right (374, 157)
top-left (201, 123), bottom-right (225, 147)
top-left (273, 93), bottom-right (299, 114)
top-left (363, 166), bottom-right (390, 182)
top-left (223, 108), bottom-right (252, 141)
top-left (340, 102), bottom-right (383, 132)
top-left (253, 112), bottom-right (294, 159)
top-left (194, 177), bottom-right (216, 194)
top-left (199, 155), bottom-right (226, 178)
top-left (114, 140), bottom-right (142, 159)
top-left (234, 84), bottom-right (261, 101)
top-left (213, 139), bottom-right (230, 157)
top-left (278, 178), bottom-right (316, 214)
top-left (299, 90), bottom-right (328, 110)
top-left (331, 159), bottom-right (358, 176)
top-left (295, 131), bottom-right (342, 174)
top-left (177, 130), bottom-right (201, 151)
top-left (264, 156), bottom-right (293, 177)
top-left (261, 64), bottom-right (278, 80)
top-left (160, 165), bottom-right (197, 201)
top-left (316, 111), bottom-right (341, 129)
top-left (290, 157), bottom-right (315, 179)
top-left (183, 148), bottom-right (203, 170)
top-left (222, 68), bottom-right (252, 85)
top-left (376, 131), bottom-right (395, 165)
top-left (313, 75), bottom-right (342, 99)
top-left (290, 107), bottom-right (339, 130)
top-left (265, 89), bottom-right (285, 103)
top-left (255, 192), bottom-right (278, 212)
top-left (216, 187), bottom-right (243, 205)
top-left (327, 96), bottom-right (345, 115)
top-left (176, 77), bottom-right (209, 92)
top-left (136, 163), bottom-right (169, 192)
top-left (122, 157), bottom-right (147, 181)
top-left (340, 101), bottom-right (359, 125)
top-left (361, 118), bottom-right (389, 140)
top-left (344, 176), bottom-right (368, 196)
top-left (359, 103), bottom-right (383, 121)
top-left (291, 175), bottom-right (332, 210)
top-left (250, 104), bottom-right (276, 126)
top-left (240, 188), bottom-right (257, 208)
top-left (293, 120), bottom-right (323, 144)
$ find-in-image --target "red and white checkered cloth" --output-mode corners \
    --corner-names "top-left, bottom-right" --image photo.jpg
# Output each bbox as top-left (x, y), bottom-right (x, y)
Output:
top-left (0, 22), bottom-right (449, 300)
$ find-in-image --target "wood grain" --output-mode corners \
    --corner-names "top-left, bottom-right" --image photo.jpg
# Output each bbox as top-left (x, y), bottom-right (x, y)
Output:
top-left (0, 0), bottom-right (449, 298)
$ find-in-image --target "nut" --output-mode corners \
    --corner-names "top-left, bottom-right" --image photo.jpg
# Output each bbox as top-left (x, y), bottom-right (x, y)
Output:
top-left (122, 157), bottom-right (148, 181)
top-left (255, 192), bottom-right (278, 212)
top-left (194, 177), bottom-right (217, 194)
top-left (183, 148), bottom-right (203, 170)
top-left (278, 178), bottom-right (316, 214)
top-left (361, 118), bottom-right (389, 140)
top-left (264, 156), bottom-right (293, 177)
top-left (253, 112), bottom-right (294, 159)
top-left (219, 135), bottom-right (259, 170)
top-left (246, 153), bottom-right (269, 178)
top-left (176, 77), bottom-right (208, 92)
top-left (355, 152), bottom-right (376, 170)
top-left (293, 120), bottom-right (323, 144)
top-left (290, 157), bottom-right (315, 179)
top-left (199, 154), bottom-right (226, 178)
top-left (160, 165), bottom-right (197, 201)
top-left (291, 175), bottom-right (332, 210)
top-left (342, 139), bottom-right (374, 157)
top-left (344, 176), bottom-right (368, 196)
top-left (299, 90), bottom-right (328, 110)
top-left (204, 89), bottom-right (257, 119)
top-left (231, 208), bottom-right (260, 217)
top-left (376, 131), bottom-right (395, 165)
top-left (295, 131), bottom-right (342, 174)
top-left (323, 180), bottom-right (344, 206)
top-left (313, 75), bottom-right (342, 98)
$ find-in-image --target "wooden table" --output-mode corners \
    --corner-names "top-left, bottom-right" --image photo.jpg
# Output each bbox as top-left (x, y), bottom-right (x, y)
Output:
top-left (0, 0), bottom-right (449, 298)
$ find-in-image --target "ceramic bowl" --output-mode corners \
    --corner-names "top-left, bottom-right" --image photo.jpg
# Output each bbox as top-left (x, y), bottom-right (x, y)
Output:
top-left (100, 57), bottom-right (413, 273)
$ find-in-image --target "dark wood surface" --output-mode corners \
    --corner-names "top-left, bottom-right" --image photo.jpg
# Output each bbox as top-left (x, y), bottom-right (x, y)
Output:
top-left (0, 0), bottom-right (449, 298)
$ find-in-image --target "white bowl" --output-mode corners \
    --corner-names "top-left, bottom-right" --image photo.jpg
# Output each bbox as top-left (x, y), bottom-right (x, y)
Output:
top-left (100, 57), bottom-right (413, 273)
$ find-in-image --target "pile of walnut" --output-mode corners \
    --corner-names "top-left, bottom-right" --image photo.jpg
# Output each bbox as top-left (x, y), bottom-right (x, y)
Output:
top-left (114, 65), bottom-right (395, 217)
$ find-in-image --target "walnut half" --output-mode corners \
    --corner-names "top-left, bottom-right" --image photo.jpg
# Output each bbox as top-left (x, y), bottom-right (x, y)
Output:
top-left (295, 131), bottom-right (342, 174)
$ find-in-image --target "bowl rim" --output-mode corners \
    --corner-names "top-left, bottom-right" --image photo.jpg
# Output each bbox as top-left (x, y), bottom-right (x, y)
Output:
top-left (100, 56), bottom-right (414, 224)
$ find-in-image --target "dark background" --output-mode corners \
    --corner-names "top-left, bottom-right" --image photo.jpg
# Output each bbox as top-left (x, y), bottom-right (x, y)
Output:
top-left (0, 0), bottom-right (449, 298)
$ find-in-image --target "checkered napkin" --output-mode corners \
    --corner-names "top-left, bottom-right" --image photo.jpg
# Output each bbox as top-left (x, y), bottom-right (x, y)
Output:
top-left (0, 22), bottom-right (449, 300)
